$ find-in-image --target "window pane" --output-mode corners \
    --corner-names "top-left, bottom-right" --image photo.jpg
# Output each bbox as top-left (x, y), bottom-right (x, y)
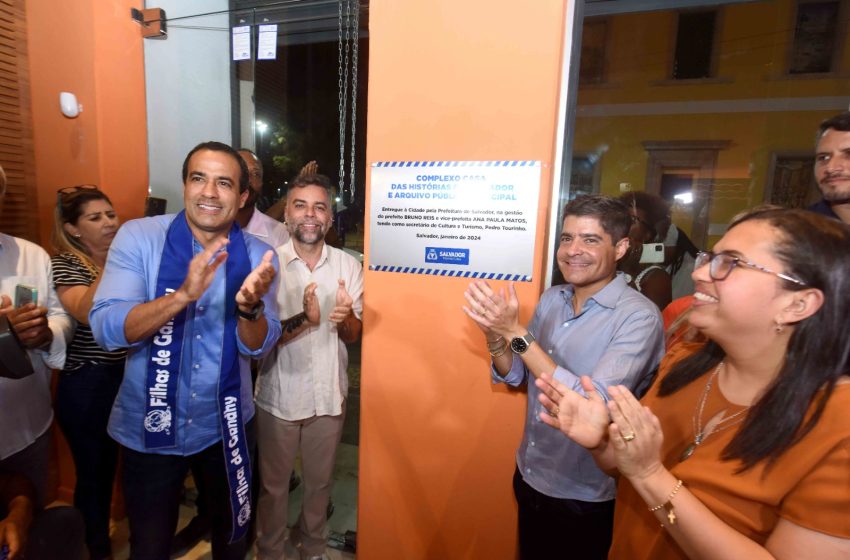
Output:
top-left (580, 18), bottom-right (608, 84)
top-left (789, 1), bottom-right (840, 74)
top-left (558, 0), bottom-right (850, 290)
top-left (673, 10), bottom-right (716, 79)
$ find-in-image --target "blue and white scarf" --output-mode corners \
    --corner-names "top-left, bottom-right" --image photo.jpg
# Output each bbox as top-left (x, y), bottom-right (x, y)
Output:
top-left (143, 210), bottom-right (253, 542)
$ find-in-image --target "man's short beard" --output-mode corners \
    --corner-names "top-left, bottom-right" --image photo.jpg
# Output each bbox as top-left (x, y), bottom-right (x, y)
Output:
top-left (292, 226), bottom-right (327, 245)
top-left (822, 190), bottom-right (850, 204)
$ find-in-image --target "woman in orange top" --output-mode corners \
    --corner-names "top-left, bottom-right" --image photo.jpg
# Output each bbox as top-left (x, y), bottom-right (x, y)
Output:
top-left (661, 295), bottom-right (698, 350)
top-left (536, 207), bottom-right (850, 559)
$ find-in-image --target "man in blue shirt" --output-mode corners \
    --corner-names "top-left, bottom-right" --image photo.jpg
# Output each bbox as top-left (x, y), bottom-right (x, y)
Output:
top-left (90, 141), bottom-right (282, 560)
top-left (809, 112), bottom-right (850, 225)
top-left (464, 195), bottom-right (664, 559)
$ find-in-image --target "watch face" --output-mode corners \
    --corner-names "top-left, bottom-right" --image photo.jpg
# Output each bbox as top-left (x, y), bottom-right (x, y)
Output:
top-left (510, 336), bottom-right (529, 354)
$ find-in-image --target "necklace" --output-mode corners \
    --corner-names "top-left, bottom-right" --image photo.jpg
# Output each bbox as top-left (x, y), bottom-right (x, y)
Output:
top-left (678, 362), bottom-right (751, 462)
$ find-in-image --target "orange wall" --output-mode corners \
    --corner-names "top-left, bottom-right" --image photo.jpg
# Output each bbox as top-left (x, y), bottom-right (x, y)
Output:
top-left (359, 1), bottom-right (569, 557)
top-left (91, 1), bottom-right (149, 224)
top-left (25, 0), bottom-right (148, 502)
top-left (26, 0), bottom-right (148, 248)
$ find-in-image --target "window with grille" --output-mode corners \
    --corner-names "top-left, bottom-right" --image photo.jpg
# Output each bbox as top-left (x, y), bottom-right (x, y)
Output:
top-left (580, 18), bottom-right (608, 85)
top-left (788, 0), bottom-right (842, 74)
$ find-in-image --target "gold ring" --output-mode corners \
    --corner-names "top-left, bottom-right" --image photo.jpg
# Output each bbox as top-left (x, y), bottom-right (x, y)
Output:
top-left (622, 432), bottom-right (636, 442)
top-left (549, 406), bottom-right (559, 417)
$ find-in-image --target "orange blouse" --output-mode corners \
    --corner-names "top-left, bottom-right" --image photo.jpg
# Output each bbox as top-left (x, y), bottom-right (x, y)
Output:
top-left (609, 343), bottom-right (850, 560)
top-left (661, 296), bottom-right (697, 350)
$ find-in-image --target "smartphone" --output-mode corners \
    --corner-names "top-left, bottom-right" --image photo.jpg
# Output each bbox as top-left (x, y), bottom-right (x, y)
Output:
top-left (639, 243), bottom-right (665, 264)
top-left (15, 284), bottom-right (38, 307)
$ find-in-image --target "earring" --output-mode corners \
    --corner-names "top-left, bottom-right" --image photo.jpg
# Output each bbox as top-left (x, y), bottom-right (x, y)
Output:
top-left (773, 319), bottom-right (784, 334)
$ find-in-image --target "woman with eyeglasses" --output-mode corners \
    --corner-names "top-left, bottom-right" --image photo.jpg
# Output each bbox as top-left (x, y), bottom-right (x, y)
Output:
top-left (536, 207), bottom-right (850, 559)
top-left (51, 185), bottom-right (126, 560)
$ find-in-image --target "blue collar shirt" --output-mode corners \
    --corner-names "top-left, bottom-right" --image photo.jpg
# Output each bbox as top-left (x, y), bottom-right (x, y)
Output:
top-left (493, 273), bottom-right (664, 501)
top-left (90, 214), bottom-right (282, 455)
top-left (808, 199), bottom-right (841, 221)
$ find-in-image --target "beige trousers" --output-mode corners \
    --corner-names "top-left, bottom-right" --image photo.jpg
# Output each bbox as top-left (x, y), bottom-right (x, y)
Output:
top-left (255, 404), bottom-right (345, 559)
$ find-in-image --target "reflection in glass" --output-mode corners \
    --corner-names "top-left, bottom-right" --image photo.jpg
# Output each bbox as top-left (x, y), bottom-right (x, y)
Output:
top-left (563, 0), bottom-right (850, 261)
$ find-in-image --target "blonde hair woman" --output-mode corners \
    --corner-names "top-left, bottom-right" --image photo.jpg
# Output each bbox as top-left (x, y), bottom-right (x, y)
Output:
top-left (52, 185), bottom-right (126, 560)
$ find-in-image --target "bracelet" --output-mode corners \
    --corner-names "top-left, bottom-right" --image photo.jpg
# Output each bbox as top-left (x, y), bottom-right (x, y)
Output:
top-left (488, 342), bottom-right (509, 358)
top-left (486, 336), bottom-right (505, 349)
top-left (648, 479), bottom-right (683, 526)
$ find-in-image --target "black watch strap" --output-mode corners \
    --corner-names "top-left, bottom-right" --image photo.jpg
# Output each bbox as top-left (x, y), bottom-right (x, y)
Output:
top-left (236, 300), bottom-right (265, 321)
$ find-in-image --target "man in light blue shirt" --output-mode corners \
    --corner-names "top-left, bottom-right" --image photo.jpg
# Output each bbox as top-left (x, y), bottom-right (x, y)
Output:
top-left (91, 141), bottom-right (282, 560)
top-left (464, 195), bottom-right (664, 559)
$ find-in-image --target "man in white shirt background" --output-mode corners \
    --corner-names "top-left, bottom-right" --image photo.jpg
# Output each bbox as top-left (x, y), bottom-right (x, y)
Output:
top-left (0, 164), bottom-right (72, 508)
top-left (237, 149), bottom-right (290, 249)
top-left (254, 173), bottom-right (363, 560)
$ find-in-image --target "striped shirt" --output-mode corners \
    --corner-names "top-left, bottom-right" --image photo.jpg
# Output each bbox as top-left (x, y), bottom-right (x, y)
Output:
top-left (51, 252), bottom-right (126, 371)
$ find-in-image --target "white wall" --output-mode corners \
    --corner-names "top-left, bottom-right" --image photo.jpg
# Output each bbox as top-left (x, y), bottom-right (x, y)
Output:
top-left (143, 0), bottom-right (233, 213)
top-left (239, 78), bottom-right (255, 153)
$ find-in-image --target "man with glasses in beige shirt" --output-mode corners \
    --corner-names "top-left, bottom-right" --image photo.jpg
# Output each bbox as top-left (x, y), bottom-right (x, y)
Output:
top-left (254, 173), bottom-right (362, 560)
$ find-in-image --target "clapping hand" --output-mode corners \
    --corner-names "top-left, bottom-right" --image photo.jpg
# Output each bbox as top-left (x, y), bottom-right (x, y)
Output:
top-left (535, 373), bottom-right (610, 450)
top-left (606, 385), bottom-right (665, 481)
top-left (462, 280), bottom-right (519, 339)
top-left (302, 282), bottom-right (320, 326)
top-left (178, 238), bottom-right (229, 303)
top-left (329, 279), bottom-right (353, 324)
top-left (236, 250), bottom-right (276, 310)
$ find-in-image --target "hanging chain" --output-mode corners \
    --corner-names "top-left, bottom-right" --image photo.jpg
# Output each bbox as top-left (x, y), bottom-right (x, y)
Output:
top-left (348, 0), bottom-right (360, 199)
top-left (337, 0), bottom-right (346, 192)
top-left (337, 0), bottom-right (359, 201)
top-left (338, 0), bottom-right (353, 196)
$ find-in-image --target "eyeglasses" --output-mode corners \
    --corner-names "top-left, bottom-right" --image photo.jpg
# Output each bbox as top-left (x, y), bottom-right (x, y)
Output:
top-left (694, 251), bottom-right (807, 286)
top-left (56, 185), bottom-right (98, 206)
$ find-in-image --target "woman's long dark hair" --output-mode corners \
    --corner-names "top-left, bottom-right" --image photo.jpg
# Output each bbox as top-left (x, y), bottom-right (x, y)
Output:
top-left (659, 208), bottom-right (850, 471)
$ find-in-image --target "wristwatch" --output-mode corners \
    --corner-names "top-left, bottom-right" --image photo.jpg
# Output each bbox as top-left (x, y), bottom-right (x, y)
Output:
top-left (510, 332), bottom-right (536, 355)
top-left (236, 301), bottom-right (265, 322)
